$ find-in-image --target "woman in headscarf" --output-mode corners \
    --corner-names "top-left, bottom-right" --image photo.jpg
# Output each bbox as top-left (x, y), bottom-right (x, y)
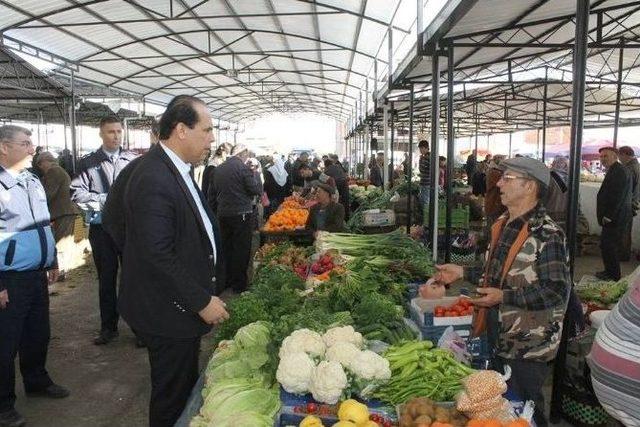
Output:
top-left (263, 156), bottom-right (291, 218)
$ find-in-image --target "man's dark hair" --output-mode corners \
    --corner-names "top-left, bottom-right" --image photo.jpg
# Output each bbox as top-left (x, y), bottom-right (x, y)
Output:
top-left (158, 95), bottom-right (206, 140)
top-left (618, 146), bottom-right (635, 156)
top-left (324, 159), bottom-right (333, 168)
top-left (300, 164), bottom-right (311, 170)
top-left (418, 139), bottom-right (429, 149)
top-left (439, 156), bottom-right (446, 162)
top-left (598, 146), bottom-right (618, 154)
top-left (99, 116), bottom-right (122, 129)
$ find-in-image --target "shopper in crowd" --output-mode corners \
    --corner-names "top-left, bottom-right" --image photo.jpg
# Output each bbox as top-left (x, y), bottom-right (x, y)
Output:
top-left (209, 144), bottom-right (262, 294)
top-left (435, 157), bottom-right (571, 426)
top-left (298, 163), bottom-right (318, 188)
top-left (618, 146), bottom-right (639, 261)
top-left (291, 152), bottom-right (309, 190)
top-left (0, 125), bottom-right (69, 427)
top-left (201, 145), bottom-right (224, 200)
top-left (418, 139), bottom-right (431, 205)
top-left (263, 156), bottom-right (291, 218)
top-left (595, 147), bottom-right (632, 281)
top-left (546, 156), bottom-right (569, 231)
top-left (588, 274), bottom-right (640, 426)
top-left (484, 154), bottom-right (506, 228)
top-left (324, 157), bottom-right (350, 219)
top-left (36, 151), bottom-right (78, 281)
top-left (70, 116), bottom-right (138, 346)
top-left (58, 148), bottom-right (74, 177)
top-left (306, 182), bottom-right (346, 233)
top-left (118, 96), bottom-right (228, 427)
top-left (369, 152), bottom-right (384, 187)
top-left (438, 156), bottom-right (447, 188)
top-left (30, 146), bottom-right (44, 177)
top-left (471, 160), bottom-right (487, 197)
top-left (465, 149), bottom-right (477, 185)
top-left (102, 120), bottom-right (160, 254)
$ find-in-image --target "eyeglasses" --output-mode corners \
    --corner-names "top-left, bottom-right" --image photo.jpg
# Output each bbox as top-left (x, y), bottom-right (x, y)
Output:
top-left (2, 140), bottom-right (34, 148)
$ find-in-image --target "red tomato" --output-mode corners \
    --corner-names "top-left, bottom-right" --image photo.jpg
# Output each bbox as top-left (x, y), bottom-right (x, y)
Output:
top-left (434, 311), bottom-right (443, 317)
top-left (370, 414), bottom-right (380, 422)
top-left (306, 403), bottom-right (317, 414)
top-left (383, 420), bottom-right (392, 427)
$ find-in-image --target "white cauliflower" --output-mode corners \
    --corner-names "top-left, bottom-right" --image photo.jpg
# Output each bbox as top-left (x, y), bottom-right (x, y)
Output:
top-left (322, 326), bottom-right (363, 349)
top-left (279, 329), bottom-right (326, 358)
top-left (308, 360), bottom-right (348, 404)
top-left (276, 352), bottom-right (316, 395)
top-left (325, 342), bottom-right (361, 370)
top-left (350, 350), bottom-right (391, 381)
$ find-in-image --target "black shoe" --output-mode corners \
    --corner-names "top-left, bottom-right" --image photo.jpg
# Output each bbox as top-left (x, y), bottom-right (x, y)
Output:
top-left (26, 383), bottom-right (70, 399)
top-left (0, 409), bottom-right (25, 427)
top-left (93, 330), bottom-right (118, 345)
top-left (135, 337), bottom-right (146, 348)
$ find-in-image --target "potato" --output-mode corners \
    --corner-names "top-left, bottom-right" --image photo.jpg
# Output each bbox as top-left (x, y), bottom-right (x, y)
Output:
top-left (434, 406), bottom-right (451, 423)
top-left (399, 414), bottom-right (413, 427)
top-left (414, 415), bottom-right (432, 424)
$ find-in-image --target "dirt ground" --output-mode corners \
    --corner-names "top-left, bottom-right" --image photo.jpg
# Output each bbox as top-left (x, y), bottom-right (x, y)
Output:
top-left (11, 247), bottom-right (639, 427)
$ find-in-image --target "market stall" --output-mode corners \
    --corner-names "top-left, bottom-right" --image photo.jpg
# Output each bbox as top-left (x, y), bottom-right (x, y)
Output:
top-left (176, 230), bottom-right (536, 427)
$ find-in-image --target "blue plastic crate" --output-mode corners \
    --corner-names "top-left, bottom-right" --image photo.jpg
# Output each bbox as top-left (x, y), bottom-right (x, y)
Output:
top-left (280, 388), bottom-right (388, 411)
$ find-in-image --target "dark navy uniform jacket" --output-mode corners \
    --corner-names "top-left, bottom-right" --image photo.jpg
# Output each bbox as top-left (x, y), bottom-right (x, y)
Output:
top-left (70, 147), bottom-right (138, 224)
top-left (0, 167), bottom-right (57, 290)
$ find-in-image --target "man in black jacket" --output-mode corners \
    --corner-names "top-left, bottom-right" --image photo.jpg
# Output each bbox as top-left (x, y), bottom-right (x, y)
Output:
top-left (209, 144), bottom-right (262, 293)
top-left (70, 116), bottom-right (138, 345)
top-left (596, 147), bottom-right (633, 281)
top-left (119, 96), bottom-right (228, 427)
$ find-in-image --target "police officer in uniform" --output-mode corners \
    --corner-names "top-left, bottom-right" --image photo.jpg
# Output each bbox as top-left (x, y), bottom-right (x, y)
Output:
top-left (70, 116), bottom-right (137, 345)
top-left (0, 125), bottom-right (69, 427)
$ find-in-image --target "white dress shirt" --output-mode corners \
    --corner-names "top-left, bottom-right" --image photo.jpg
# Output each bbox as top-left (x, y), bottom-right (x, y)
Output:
top-left (160, 143), bottom-right (217, 262)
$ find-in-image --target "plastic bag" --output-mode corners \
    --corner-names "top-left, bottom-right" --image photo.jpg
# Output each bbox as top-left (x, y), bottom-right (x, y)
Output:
top-left (437, 326), bottom-right (471, 364)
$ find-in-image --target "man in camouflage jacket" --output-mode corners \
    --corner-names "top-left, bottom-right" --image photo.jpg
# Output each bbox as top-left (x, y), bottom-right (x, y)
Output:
top-left (436, 157), bottom-right (571, 427)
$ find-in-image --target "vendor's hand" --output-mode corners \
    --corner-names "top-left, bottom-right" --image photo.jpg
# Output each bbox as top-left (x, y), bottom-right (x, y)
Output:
top-left (471, 287), bottom-right (503, 307)
top-left (434, 264), bottom-right (463, 285)
top-left (198, 296), bottom-right (229, 325)
top-left (0, 290), bottom-right (8, 309)
top-left (47, 269), bottom-right (59, 285)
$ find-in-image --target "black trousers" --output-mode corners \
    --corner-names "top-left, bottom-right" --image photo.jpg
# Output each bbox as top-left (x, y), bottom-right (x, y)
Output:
top-left (495, 357), bottom-right (551, 427)
top-left (219, 213), bottom-right (254, 293)
top-left (89, 224), bottom-right (121, 332)
top-left (600, 222), bottom-right (624, 280)
top-left (139, 333), bottom-right (200, 427)
top-left (0, 272), bottom-right (53, 413)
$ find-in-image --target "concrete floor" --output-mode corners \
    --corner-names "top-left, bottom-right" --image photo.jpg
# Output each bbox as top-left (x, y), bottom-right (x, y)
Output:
top-left (11, 251), bottom-right (639, 427)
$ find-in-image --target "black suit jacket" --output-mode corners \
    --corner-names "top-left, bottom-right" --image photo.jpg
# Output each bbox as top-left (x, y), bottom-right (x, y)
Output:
top-left (118, 146), bottom-right (223, 338)
top-left (597, 161), bottom-right (632, 227)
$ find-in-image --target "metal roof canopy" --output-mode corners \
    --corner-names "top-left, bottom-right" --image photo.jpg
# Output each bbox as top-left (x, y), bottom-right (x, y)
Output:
top-left (0, 0), bottom-right (423, 124)
top-left (371, 0), bottom-right (640, 137)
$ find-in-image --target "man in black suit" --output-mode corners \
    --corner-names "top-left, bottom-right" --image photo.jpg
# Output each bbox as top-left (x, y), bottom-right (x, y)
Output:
top-left (596, 147), bottom-right (633, 281)
top-left (118, 96), bottom-right (229, 427)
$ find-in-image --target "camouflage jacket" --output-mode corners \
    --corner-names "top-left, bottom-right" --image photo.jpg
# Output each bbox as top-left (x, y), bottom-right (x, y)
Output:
top-left (465, 204), bottom-right (571, 362)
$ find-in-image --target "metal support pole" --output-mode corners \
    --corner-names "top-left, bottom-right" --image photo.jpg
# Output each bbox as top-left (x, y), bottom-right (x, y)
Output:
top-left (551, 0), bottom-right (590, 422)
top-left (445, 44), bottom-right (455, 263)
top-left (390, 102), bottom-right (395, 187)
top-left (613, 38), bottom-right (624, 148)
top-left (62, 97), bottom-right (68, 151)
top-left (542, 68), bottom-right (548, 163)
top-left (407, 84), bottom-right (415, 234)
top-left (508, 132), bottom-right (512, 157)
top-left (388, 26), bottom-right (394, 90)
top-left (383, 103), bottom-right (389, 189)
top-left (429, 49), bottom-right (440, 262)
top-left (474, 103), bottom-right (479, 153)
top-left (69, 69), bottom-right (78, 175)
top-left (417, 0), bottom-right (424, 49)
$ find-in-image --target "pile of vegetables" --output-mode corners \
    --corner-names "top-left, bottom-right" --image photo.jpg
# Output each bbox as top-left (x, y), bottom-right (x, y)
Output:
top-left (264, 207), bottom-right (309, 232)
top-left (276, 326), bottom-right (391, 404)
top-left (191, 322), bottom-right (280, 427)
top-left (397, 397), bottom-right (469, 427)
top-left (299, 399), bottom-right (394, 427)
top-left (373, 341), bottom-right (475, 404)
top-left (316, 230), bottom-right (435, 280)
top-left (434, 298), bottom-right (474, 318)
top-left (576, 278), bottom-right (628, 305)
top-left (256, 242), bottom-right (310, 270)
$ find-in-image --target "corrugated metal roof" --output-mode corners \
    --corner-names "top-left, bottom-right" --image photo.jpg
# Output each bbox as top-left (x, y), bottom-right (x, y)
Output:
top-left (0, 0), bottom-right (428, 123)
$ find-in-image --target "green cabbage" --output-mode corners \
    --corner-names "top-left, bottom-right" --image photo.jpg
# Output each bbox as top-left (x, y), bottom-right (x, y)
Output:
top-left (234, 321), bottom-right (272, 350)
top-left (201, 385), bottom-right (280, 420)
